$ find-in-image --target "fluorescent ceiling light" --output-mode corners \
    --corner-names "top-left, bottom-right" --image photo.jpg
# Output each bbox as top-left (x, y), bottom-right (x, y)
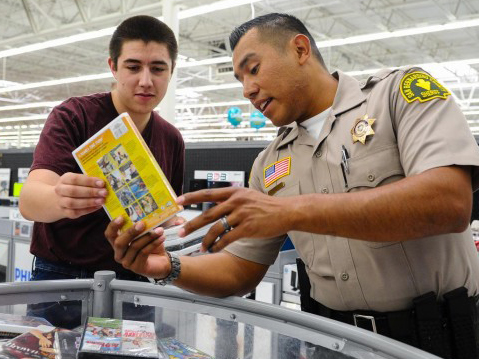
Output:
top-left (0, 72), bottom-right (112, 94)
top-left (175, 100), bottom-right (249, 109)
top-left (179, 0), bottom-right (261, 19)
top-left (0, 27), bottom-right (115, 59)
top-left (0, 101), bottom-right (61, 112)
top-left (0, 80), bottom-right (21, 87)
top-left (0, 114), bottom-right (48, 123)
top-left (446, 82), bottom-right (479, 90)
top-left (344, 58), bottom-right (479, 77)
top-left (0, 0), bottom-right (261, 59)
top-left (317, 17), bottom-right (479, 48)
top-left (177, 83), bottom-right (242, 94)
top-left (177, 56), bottom-right (231, 68)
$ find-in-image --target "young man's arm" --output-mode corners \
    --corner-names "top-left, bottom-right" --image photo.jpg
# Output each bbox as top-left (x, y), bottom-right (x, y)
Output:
top-left (20, 169), bottom-right (107, 223)
top-left (105, 218), bottom-right (269, 297)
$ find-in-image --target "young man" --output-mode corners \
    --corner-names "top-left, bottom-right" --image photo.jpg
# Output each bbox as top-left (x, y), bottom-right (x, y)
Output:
top-left (20, 15), bottom-right (185, 328)
top-left (107, 13), bottom-right (479, 357)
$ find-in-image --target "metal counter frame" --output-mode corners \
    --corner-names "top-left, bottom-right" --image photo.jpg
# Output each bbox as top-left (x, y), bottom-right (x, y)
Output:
top-left (0, 271), bottom-right (440, 359)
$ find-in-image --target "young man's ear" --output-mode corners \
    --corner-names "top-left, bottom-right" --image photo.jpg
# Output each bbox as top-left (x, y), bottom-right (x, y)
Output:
top-left (108, 57), bottom-right (117, 77)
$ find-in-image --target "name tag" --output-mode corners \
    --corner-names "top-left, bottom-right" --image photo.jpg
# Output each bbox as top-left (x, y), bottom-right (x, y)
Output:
top-left (267, 182), bottom-right (285, 196)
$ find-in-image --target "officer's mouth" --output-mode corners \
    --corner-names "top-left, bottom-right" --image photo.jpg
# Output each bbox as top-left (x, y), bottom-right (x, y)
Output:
top-left (258, 98), bottom-right (273, 114)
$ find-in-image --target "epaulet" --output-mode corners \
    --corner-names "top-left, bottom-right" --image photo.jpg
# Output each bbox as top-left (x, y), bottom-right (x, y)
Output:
top-left (361, 68), bottom-right (400, 89)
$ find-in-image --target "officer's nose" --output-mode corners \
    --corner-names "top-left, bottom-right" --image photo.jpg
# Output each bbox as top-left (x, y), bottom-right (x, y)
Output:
top-left (242, 78), bottom-right (258, 100)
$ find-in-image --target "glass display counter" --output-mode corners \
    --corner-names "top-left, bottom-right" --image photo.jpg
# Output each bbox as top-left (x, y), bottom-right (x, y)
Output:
top-left (0, 271), bottom-right (440, 359)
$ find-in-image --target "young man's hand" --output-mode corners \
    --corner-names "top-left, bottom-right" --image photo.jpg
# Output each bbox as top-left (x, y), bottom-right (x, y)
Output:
top-left (104, 217), bottom-right (172, 279)
top-left (54, 172), bottom-right (107, 219)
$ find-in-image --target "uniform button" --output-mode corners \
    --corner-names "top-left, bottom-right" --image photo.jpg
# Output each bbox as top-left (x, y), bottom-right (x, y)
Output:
top-left (340, 272), bottom-right (349, 281)
top-left (321, 187), bottom-right (329, 194)
top-left (367, 174), bottom-right (375, 182)
top-left (314, 150), bottom-right (322, 158)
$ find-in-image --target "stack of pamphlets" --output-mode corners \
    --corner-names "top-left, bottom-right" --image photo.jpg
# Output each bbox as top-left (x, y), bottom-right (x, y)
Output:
top-left (0, 314), bottom-right (53, 339)
top-left (158, 337), bottom-right (213, 358)
top-left (77, 317), bottom-right (158, 359)
top-left (0, 327), bottom-right (80, 359)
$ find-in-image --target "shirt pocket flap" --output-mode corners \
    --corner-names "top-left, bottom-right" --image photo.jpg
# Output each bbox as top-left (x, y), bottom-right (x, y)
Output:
top-left (347, 145), bottom-right (404, 190)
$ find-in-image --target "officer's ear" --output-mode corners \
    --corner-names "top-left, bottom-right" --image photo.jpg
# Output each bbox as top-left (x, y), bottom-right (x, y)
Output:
top-left (291, 34), bottom-right (312, 65)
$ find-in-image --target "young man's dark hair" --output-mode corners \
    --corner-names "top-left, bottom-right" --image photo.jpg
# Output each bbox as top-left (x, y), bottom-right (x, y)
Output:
top-left (229, 12), bottom-right (326, 68)
top-left (109, 15), bottom-right (178, 71)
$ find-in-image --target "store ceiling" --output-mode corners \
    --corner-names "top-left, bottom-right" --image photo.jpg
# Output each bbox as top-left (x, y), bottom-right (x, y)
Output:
top-left (0, 0), bottom-right (478, 147)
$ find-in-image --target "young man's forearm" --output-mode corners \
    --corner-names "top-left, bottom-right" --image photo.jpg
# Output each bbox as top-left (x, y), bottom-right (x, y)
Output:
top-left (19, 180), bottom-right (64, 223)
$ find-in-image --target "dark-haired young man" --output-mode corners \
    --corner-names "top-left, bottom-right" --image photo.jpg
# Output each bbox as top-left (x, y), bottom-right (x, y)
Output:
top-left (107, 13), bottom-right (479, 357)
top-left (20, 15), bottom-right (185, 328)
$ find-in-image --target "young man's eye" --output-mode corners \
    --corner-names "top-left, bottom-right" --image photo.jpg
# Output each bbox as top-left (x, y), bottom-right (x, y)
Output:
top-left (251, 65), bottom-right (259, 75)
top-left (127, 66), bottom-right (139, 71)
top-left (152, 67), bottom-right (166, 73)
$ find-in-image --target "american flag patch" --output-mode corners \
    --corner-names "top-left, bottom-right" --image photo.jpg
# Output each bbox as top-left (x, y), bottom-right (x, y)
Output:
top-left (263, 157), bottom-right (291, 188)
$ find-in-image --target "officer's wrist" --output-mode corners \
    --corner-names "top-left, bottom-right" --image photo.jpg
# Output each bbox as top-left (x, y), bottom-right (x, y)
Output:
top-left (149, 252), bottom-right (181, 286)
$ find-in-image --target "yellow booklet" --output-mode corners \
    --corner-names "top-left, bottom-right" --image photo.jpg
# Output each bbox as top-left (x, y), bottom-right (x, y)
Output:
top-left (72, 112), bottom-right (182, 238)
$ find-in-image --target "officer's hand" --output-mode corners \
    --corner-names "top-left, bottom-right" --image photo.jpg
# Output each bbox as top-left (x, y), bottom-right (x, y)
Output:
top-left (55, 172), bottom-right (107, 219)
top-left (105, 217), bottom-right (171, 279)
top-left (176, 187), bottom-right (293, 252)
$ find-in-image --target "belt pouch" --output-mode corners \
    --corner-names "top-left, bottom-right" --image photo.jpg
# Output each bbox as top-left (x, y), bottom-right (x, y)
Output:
top-left (413, 291), bottom-right (452, 358)
top-left (296, 258), bottom-right (320, 315)
top-left (444, 287), bottom-right (477, 359)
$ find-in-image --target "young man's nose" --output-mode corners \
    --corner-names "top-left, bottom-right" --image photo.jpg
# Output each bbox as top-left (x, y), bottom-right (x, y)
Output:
top-left (139, 69), bottom-right (153, 87)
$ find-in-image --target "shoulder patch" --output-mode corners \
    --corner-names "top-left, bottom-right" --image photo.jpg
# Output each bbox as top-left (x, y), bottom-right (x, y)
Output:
top-left (400, 72), bottom-right (450, 103)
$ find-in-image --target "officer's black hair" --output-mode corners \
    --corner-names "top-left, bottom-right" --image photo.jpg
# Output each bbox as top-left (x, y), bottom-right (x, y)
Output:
top-left (109, 15), bottom-right (178, 72)
top-left (229, 13), bottom-right (326, 68)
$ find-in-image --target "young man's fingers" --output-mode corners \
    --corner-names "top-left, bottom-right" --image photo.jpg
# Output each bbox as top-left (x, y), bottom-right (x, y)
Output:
top-left (57, 184), bottom-right (108, 199)
top-left (61, 173), bottom-right (105, 188)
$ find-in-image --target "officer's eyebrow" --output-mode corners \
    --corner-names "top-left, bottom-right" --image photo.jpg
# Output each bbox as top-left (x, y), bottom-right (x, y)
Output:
top-left (234, 53), bottom-right (257, 80)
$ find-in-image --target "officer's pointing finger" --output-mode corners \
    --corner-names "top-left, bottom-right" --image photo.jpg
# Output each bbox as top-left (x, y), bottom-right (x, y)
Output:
top-left (176, 187), bottom-right (236, 206)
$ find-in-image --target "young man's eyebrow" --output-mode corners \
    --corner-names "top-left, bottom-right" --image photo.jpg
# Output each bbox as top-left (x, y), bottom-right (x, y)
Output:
top-left (234, 53), bottom-right (256, 80)
top-left (123, 59), bottom-right (169, 66)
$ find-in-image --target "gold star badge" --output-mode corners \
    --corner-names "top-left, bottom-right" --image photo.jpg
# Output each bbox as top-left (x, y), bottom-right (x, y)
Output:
top-left (351, 114), bottom-right (376, 144)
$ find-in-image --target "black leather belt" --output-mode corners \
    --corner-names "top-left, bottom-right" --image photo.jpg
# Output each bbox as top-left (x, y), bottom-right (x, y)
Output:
top-left (316, 302), bottom-right (418, 346)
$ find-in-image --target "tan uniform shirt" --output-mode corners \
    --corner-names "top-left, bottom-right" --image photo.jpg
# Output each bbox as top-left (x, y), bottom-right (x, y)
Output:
top-left (226, 68), bottom-right (479, 312)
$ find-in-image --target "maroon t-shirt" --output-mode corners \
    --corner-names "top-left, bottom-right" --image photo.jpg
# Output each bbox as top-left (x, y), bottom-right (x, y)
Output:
top-left (30, 92), bottom-right (185, 272)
